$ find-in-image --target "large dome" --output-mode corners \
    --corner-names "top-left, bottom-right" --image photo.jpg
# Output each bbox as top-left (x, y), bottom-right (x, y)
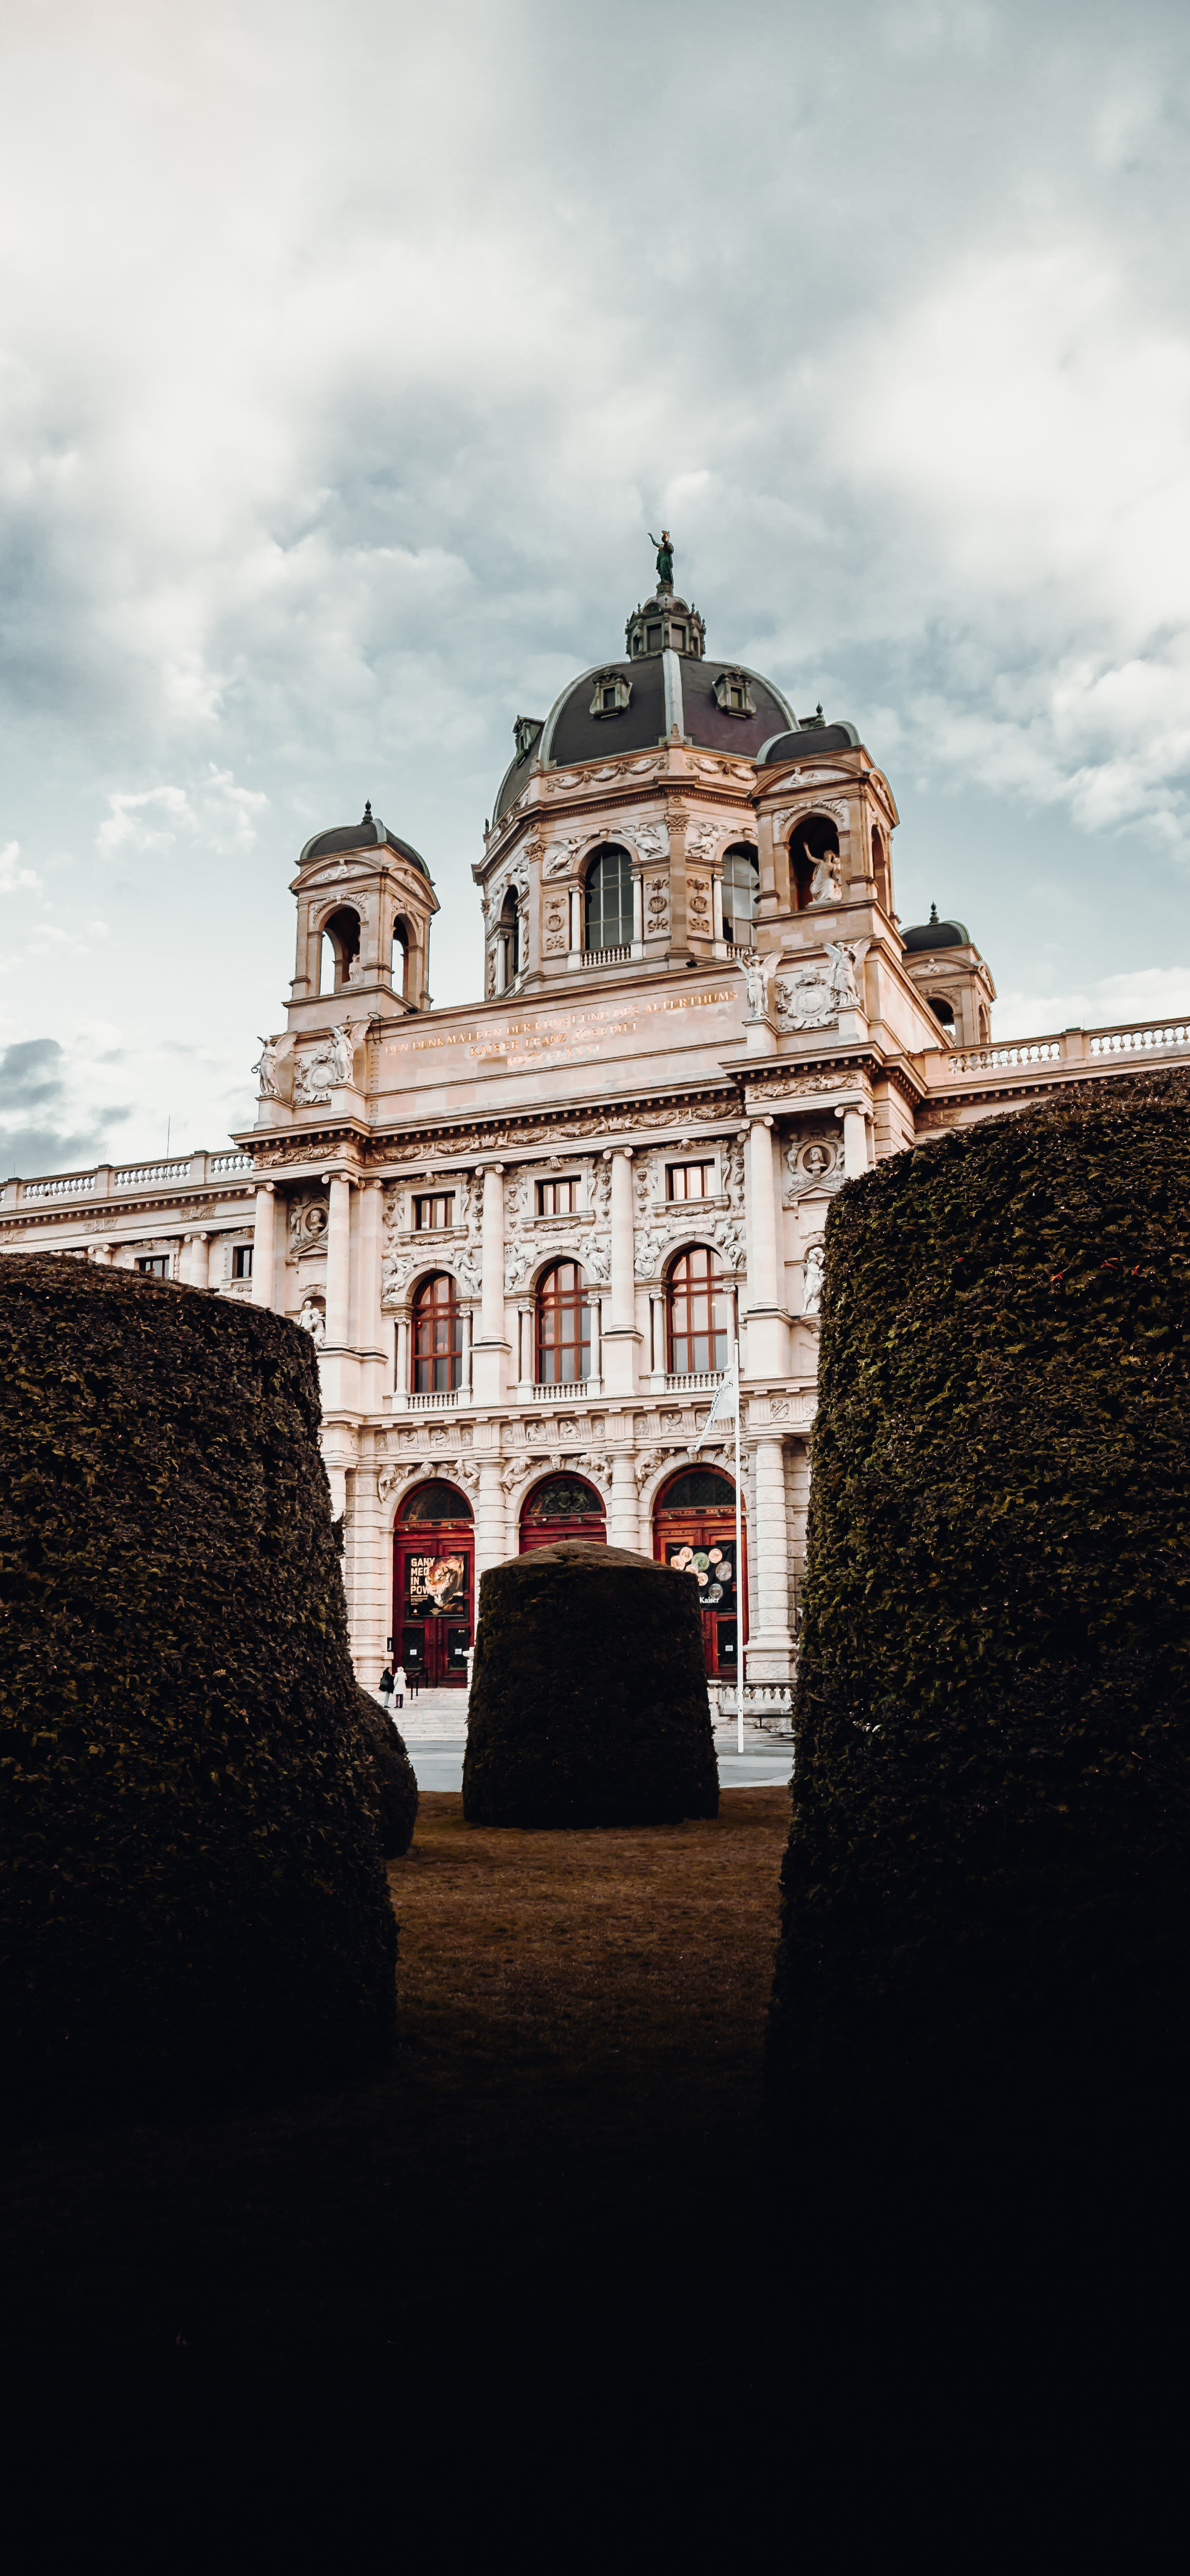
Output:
top-left (492, 550), bottom-right (804, 819)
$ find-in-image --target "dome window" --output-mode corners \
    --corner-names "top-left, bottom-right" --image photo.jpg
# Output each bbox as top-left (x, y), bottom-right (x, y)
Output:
top-left (588, 669), bottom-right (632, 719)
top-left (513, 716), bottom-right (542, 761)
top-left (713, 670), bottom-right (756, 718)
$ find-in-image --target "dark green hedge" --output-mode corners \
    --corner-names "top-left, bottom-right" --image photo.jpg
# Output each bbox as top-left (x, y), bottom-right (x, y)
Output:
top-left (356, 1687), bottom-right (418, 1857)
top-left (462, 1539), bottom-right (718, 1828)
top-left (0, 1255), bottom-right (397, 2120)
top-left (768, 1070), bottom-right (1190, 2156)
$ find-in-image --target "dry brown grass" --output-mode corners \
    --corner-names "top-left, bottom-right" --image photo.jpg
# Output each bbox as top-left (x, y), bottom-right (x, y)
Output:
top-left (0, 1788), bottom-right (790, 2389)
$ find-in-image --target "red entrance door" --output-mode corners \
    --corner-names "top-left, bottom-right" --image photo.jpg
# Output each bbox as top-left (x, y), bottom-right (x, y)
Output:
top-left (393, 1478), bottom-right (474, 1688)
top-left (519, 1472), bottom-right (607, 1553)
top-left (652, 1466), bottom-right (745, 1679)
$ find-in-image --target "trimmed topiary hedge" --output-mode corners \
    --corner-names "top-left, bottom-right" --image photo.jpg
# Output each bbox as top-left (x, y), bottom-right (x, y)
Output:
top-left (356, 1687), bottom-right (418, 1857)
top-left (462, 1539), bottom-right (718, 1828)
top-left (0, 1254), bottom-right (397, 2120)
top-left (768, 1069), bottom-right (1190, 2158)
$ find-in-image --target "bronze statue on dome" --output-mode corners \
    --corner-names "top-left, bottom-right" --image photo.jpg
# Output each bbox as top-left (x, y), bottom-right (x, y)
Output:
top-left (649, 529), bottom-right (674, 589)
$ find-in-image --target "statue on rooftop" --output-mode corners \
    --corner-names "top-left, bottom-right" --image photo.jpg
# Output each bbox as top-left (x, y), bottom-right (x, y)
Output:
top-left (649, 529), bottom-right (674, 589)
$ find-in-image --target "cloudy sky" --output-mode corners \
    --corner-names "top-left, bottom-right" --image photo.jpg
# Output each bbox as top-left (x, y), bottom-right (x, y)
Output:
top-left (2, 0), bottom-right (1189, 1175)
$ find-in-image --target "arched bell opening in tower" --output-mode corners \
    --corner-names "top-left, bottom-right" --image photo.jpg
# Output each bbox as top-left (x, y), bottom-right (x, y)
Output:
top-left (788, 813), bottom-right (841, 911)
top-left (497, 886), bottom-right (522, 988)
top-left (391, 916), bottom-right (410, 999)
top-left (720, 843), bottom-right (759, 946)
top-left (319, 905), bottom-right (361, 996)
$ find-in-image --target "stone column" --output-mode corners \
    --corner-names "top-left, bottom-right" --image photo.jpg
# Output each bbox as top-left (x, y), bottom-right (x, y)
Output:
top-left (747, 1433), bottom-right (794, 1686)
top-left (743, 1118), bottom-right (788, 1378)
top-left (251, 1185), bottom-right (277, 1308)
top-left (516, 1301), bottom-right (534, 1399)
top-left (649, 1289), bottom-right (666, 1384)
top-left (475, 1457), bottom-right (506, 1579)
top-left (394, 1315), bottom-right (409, 1408)
top-left (89, 1243), bottom-right (112, 1265)
top-left (665, 805), bottom-right (690, 957)
top-left (608, 1450), bottom-right (638, 1552)
top-left (183, 1230), bottom-right (208, 1288)
top-left (838, 1103), bottom-right (872, 1178)
top-left (602, 1148), bottom-right (638, 1396)
top-left (356, 1183), bottom-right (383, 1352)
top-left (472, 1164), bottom-right (508, 1404)
top-left (569, 887), bottom-right (582, 954)
top-left (325, 1175), bottom-right (353, 1345)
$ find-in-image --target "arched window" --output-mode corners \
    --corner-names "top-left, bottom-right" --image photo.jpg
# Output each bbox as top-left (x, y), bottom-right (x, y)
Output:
top-left (788, 815), bottom-right (839, 911)
top-left (653, 1464), bottom-right (744, 1678)
top-left (319, 905), bottom-right (361, 996)
top-left (537, 1261), bottom-right (592, 1385)
top-left (978, 1003), bottom-right (990, 1043)
top-left (721, 843), bottom-right (759, 944)
top-left (412, 1273), bottom-right (463, 1392)
top-left (391, 917), bottom-right (409, 997)
top-left (667, 1247), bottom-right (732, 1375)
top-left (928, 995), bottom-right (956, 1031)
top-left (871, 825), bottom-right (891, 913)
top-left (585, 846), bottom-right (633, 952)
top-left (498, 887), bottom-right (521, 989)
top-left (520, 1473), bottom-right (606, 1553)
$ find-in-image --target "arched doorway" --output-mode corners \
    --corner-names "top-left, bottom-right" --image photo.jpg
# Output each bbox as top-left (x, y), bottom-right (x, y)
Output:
top-left (393, 1479), bottom-right (474, 1688)
top-left (653, 1465), bottom-right (744, 1679)
top-left (519, 1472), bottom-right (607, 1553)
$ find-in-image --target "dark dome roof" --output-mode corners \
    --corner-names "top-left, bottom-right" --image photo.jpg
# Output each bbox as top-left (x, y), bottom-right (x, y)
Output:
top-left (493, 655), bottom-right (797, 819)
top-left (904, 908), bottom-right (971, 952)
top-left (299, 804), bottom-right (431, 881)
top-left (759, 721), bottom-right (860, 762)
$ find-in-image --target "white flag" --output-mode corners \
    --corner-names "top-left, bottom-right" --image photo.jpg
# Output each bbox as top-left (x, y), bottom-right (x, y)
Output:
top-left (693, 1359), bottom-right (738, 1450)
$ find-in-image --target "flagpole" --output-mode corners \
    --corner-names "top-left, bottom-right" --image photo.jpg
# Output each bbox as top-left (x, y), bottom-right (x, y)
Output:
top-left (734, 1332), bottom-right (745, 1756)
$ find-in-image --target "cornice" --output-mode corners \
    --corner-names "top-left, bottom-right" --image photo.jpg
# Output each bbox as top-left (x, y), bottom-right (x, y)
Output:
top-left (247, 1082), bottom-right (747, 1175)
top-left (0, 1186), bottom-right (255, 1235)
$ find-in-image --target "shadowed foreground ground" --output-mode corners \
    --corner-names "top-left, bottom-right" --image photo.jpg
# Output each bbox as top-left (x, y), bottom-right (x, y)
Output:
top-left (0, 1789), bottom-right (789, 2394)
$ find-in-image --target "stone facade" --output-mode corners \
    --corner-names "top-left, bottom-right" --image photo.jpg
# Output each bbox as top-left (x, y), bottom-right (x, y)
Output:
top-left (5, 570), bottom-right (1189, 1703)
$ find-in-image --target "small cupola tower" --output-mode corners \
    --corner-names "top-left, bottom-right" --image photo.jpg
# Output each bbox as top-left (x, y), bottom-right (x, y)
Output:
top-left (287, 802), bottom-right (439, 1030)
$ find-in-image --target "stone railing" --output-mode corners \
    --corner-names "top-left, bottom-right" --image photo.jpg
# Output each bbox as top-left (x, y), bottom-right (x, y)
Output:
top-left (3, 1148), bottom-right (258, 1210)
top-left (112, 1158), bottom-right (192, 1188)
top-left (579, 946), bottom-right (631, 968)
top-left (710, 1677), bottom-right (795, 1737)
top-left (923, 1014), bottom-right (1190, 1085)
top-left (666, 1369), bottom-right (724, 1395)
top-left (406, 1389), bottom-right (461, 1410)
top-left (20, 1169), bottom-right (98, 1202)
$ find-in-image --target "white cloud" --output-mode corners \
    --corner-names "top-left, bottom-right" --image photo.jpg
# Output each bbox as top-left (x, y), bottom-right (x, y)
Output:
top-left (0, 840), bottom-right (39, 891)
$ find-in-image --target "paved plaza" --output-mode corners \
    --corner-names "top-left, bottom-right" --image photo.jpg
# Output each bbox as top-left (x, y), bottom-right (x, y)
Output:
top-left (375, 1688), bottom-right (793, 1791)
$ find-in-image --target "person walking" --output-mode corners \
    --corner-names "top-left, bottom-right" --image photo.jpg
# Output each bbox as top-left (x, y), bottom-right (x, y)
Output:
top-left (378, 1664), bottom-right (395, 1715)
top-left (393, 1663), bottom-right (407, 1712)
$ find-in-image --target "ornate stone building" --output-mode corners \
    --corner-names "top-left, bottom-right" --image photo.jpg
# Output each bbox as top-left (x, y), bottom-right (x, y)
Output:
top-left (4, 545), bottom-right (1188, 1702)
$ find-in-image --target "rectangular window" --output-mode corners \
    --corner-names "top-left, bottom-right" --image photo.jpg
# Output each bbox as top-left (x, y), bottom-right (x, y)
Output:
top-left (537, 1178), bottom-right (577, 1216)
top-left (137, 1254), bottom-right (170, 1278)
top-left (672, 627), bottom-right (685, 650)
top-left (646, 623), bottom-right (661, 649)
top-left (414, 1195), bottom-right (454, 1231)
top-left (231, 1245), bottom-right (253, 1279)
top-left (667, 1163), bottom-right (712, 1201)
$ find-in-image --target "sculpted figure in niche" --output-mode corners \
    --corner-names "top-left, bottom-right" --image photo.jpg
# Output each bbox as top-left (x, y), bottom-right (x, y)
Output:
top-left (298, 1295), bottom-right (326, 1345)
top-left (330, 1022), bottom-right (355, 1085)
top-left (803, 1244), bottom-right (825, 1316)
top-left (809, 849), bottom-right (842, 904)
top-left (803, 1144), bottom-right (834, 1183)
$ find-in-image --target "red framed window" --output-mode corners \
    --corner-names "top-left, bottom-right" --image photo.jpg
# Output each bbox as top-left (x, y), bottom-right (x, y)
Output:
top-left (413, 1273), bottom-right (463, 1392)
top-left (414, 1194), bottom-right (454, 1231)
top-left (667, 1248), bottom-right (731, 1375)
top-left (536, 1261), bottom-right (592, 1385)
top-left (667, 1163), bottom-right (712, 1201)
top-left (537, 1177), bottom-right (577, 1216)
